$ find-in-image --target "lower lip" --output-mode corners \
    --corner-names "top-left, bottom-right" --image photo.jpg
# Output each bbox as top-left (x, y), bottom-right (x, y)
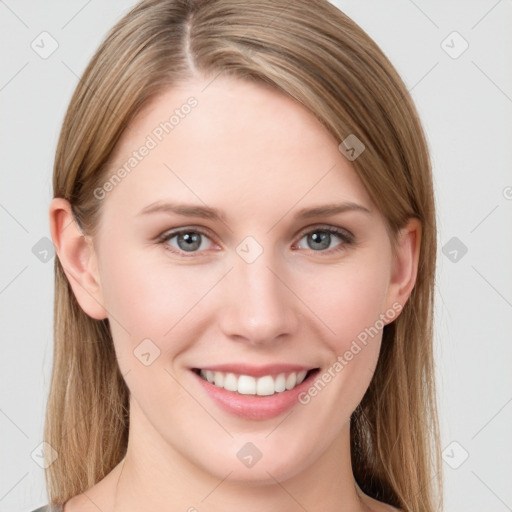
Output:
top-left (192, 370), bottom-right (318, 420)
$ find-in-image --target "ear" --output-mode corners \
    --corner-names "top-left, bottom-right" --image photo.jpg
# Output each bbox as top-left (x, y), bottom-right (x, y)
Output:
top-left (385, 217), bottom-right (421, 316)
top-left (49, 198), bottom-right (107, 320)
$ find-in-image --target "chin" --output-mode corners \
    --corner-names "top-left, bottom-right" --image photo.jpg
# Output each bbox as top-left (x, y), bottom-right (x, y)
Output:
top-left (193, 434), bottom-right (320, 486)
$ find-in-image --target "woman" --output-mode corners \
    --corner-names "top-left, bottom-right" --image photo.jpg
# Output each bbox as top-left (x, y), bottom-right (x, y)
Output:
top-left (33, 0), bottom-right (443, 510)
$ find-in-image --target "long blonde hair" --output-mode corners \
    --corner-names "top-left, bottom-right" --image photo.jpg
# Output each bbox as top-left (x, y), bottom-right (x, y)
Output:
top-left (46, 1), bottom-right (442, 510)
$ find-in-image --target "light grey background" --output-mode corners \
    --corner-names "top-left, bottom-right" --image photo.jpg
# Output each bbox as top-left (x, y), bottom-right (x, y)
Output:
top-left (1, 1), bottom-right (511, 511)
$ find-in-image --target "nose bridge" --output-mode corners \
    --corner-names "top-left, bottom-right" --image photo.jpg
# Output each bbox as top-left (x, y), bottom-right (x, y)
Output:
top-left (219, 246), bottom-right (297, 344)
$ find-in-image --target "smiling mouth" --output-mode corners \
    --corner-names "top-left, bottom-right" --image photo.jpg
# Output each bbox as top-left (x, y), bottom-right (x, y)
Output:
top-left (193, 368), bottom-right (319, 396)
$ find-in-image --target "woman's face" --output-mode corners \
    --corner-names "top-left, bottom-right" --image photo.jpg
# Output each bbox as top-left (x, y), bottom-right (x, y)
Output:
top-left (78, 77), bottom-right (414, 483)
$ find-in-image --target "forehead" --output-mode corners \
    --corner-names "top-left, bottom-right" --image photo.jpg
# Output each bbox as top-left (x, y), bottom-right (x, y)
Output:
top-left (100, 77), bottom-right (373, 222)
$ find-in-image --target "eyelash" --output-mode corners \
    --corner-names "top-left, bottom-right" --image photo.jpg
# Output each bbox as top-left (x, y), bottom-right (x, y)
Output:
top-left (156, 225), bottom-right (355, 257)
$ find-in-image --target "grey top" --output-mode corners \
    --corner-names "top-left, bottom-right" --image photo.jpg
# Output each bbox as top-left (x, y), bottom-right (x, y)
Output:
top-left (30, 505), bottom-right (64, 512)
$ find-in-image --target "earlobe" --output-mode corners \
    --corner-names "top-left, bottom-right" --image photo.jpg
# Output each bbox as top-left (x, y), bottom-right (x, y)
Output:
top-left (49, 198), bottom-right (108, 320)
top-left (386, 218), bottom-right (421, 315)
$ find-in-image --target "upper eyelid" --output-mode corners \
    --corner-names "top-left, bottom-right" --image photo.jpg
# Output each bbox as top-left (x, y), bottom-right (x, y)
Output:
top-left (296, 223), bottom-right (353, 238)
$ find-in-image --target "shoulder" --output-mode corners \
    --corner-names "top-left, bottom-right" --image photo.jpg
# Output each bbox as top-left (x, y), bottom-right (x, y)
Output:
top-left (30, 505), bottom-right (63, 512)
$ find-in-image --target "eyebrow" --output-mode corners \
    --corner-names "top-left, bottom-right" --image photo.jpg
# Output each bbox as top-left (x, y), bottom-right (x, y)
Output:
top-left (137, 200), bottom-right (371, 222)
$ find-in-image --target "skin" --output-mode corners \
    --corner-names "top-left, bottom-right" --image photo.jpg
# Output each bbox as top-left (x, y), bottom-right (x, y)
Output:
top-left (50, 76), bottom-right (420, 512)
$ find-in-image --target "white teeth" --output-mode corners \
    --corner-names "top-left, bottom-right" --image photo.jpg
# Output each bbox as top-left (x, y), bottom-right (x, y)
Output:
top-left (285, 373), bottom-right (296, 390)
top-left (223, 372), bottom-right (238, 391)
top-left (256, 375), bottom-right (275, 396)
top-left (296, 370), bottom-right (308, 384)
top-left (198, 369), bottom-right (311, 395)
top-left (274, 373), bottom-right (286, 392)
top-left (238, 375), bottom-right (256, 394)
top-left (214, 371), bottom-right (224, 387)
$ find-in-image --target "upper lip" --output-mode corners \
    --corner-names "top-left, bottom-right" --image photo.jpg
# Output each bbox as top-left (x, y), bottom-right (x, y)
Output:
top-left (193, 363), bottom-right (317, 378)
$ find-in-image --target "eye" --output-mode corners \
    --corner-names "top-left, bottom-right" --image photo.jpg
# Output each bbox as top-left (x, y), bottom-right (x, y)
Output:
top-left (157, 225), bottom-right (354, 257)
top-left (158, 228), bottom-right (215, 254)
top-left (295, 226), bottom-right (354, 253)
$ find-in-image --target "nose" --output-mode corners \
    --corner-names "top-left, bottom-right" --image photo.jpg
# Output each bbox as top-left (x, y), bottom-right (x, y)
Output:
top-left (218, 251), bottom-right (299, 346)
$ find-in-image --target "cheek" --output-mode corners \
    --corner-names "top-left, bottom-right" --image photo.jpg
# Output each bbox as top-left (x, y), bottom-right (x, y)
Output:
top-left (97, 241), bottom-right (223, 356)
top-left (298, 254), bottom-right (392, 353)
top-left (291, 260), bottom-right (391, 428)
top-left (94, 242), bottom-right (231, 465)
top-left (97, 245), bottom-right (213, 411)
